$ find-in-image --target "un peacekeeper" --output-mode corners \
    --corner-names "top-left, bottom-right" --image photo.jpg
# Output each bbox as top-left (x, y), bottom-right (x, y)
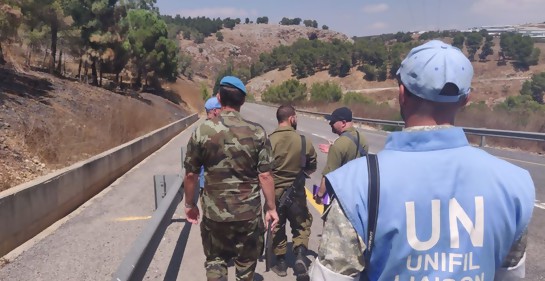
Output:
top-left (309, 40), bottom-right (535, 281)
top-left (183, 76), bottom-right (280, 281)
top-left (268, 105), bottom-right (317, 278)
top-left (313, 107), bottom-right (368, 213)
top-left (198, 96), bottom-right (223, 191)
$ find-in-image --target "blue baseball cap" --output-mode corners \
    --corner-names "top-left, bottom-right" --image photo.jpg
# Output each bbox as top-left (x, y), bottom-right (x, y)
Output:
top-left (219, 76), bottom-right (247, 95)
top-left (396, 40), bottom-right (473, 103)
top-left (204, 96), bottom-right (221, 111)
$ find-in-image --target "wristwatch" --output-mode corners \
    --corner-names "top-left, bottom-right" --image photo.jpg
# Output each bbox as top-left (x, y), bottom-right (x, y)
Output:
top-left (184, 201), bottom-right (196, 208)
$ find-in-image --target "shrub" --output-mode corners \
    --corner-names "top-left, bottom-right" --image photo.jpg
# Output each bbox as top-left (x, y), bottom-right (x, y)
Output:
top-left (343, 92), bottom-right (375, 105)
top-left (310, 81), bottom-right (342, 102)
top-left (262, 79), bottom-right (307, 103)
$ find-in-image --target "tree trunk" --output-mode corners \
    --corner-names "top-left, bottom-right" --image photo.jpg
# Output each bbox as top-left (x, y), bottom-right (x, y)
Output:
top-left (49, 21), bottom-right (58, 73)
top-left (77, 56), bottom-right (83, 79)
top-left (56, 49), bottom-right (62, 74)
top-left (26, 48), bottom-right (32, 66)
top-left (99, 62), bottom-right (103, 86)
top-left (91, 59), bottom-right (98, 85)
top-left (0, 43), bottom-right (5, 65)
top-left (42, 48), bottom-right (49, 69)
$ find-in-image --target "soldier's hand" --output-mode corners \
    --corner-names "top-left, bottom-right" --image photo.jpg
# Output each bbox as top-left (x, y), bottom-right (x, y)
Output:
top-left (265, 209), bottom-right (279, 230)
top-left (313, 194), bottom-right (323, 205)
top-left (185, 205), bottom-right (200, 224)
top-left (319, 142), bottom-right (332, 153)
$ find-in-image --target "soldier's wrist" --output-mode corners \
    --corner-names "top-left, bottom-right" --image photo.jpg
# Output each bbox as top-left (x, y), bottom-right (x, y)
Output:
top-left (184, 201), bottom-right (196, 208)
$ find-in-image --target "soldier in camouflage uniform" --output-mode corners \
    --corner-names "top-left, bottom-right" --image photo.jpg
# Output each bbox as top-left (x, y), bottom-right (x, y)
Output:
top-left (183, 76), bottom-right (279, 281)
top-left (268, 105), bottom-right (317, 278)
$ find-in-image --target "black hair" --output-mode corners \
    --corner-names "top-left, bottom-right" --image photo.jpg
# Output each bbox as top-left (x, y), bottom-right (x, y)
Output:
top-left (219, 85), bottom-right (245, 108)
top-left (276, 105), bottom-right (296, 123)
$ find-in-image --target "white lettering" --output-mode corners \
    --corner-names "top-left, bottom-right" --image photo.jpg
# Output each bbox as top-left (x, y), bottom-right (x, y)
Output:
top-left (449, 253), bottom-right (463, 272)
top-left (406, 200), bottom-right (441, 250)
top-left (441, 252), bottom-right (446, 271)
top-left (470, 252), bottom-right (480, 270)
top-left (424, 252), bottom-right (439, 270)
top-left (407, 255), bottom-right (422, 271)
top-left (449, 197), bottom-right (484, 248)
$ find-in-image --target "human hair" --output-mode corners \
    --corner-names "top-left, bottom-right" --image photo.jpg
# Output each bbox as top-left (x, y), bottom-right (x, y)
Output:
top-left (276, 104), bottom-right (296, 123)
top-left (397, 75), bottom-right (465, 113)
top-left (218, 85), bottom-right (245, 108)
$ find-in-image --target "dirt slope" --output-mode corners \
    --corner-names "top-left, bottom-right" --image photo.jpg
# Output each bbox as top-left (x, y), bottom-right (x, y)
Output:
top-left (0, 67), bottom-right (201, 192)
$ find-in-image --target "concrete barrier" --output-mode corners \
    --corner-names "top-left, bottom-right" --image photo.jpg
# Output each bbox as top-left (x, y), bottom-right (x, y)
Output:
top-left (0, 113), bottom-right (199, 257)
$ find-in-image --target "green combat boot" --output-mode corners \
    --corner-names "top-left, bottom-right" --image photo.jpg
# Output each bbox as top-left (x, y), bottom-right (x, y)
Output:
top-left (272, 255), bottom-right (288, 277)
top-left (293, 245), bottom-right (309, 276)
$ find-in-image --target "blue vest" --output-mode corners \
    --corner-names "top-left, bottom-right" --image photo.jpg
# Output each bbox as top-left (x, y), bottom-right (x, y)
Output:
top-left (326, 127), bottom-right (535, 281)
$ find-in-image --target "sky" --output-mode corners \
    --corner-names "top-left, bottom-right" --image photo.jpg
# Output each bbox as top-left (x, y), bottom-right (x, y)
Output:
top-left (154, 0), bottom-right (545, 37)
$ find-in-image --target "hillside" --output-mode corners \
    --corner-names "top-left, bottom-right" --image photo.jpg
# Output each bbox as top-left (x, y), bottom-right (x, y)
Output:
top-left (0, 65), bottom-right (203, 192)
top-left (246, 37), bottom-right (545, 107)
top-left (179, 23), bottom-right (350, 79)
top-left (179, 23), bottom-right (545, 108)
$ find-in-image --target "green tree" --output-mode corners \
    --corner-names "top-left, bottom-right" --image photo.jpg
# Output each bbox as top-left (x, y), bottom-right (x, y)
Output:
top-left (521, 72), bottom-right (545, 104)
top-left (479, 35), bottom-right (494, 61)
top-left (322, 25), bottom-right (329, 30)
top-left (262, 79), bottom-right (307, 103)
top-left (244, 17), bottom-right (249, 24)
top-left (182, 30), bottom-right (191, 39)
top-left (343, 92), bottom-right (375, 105)
top-left (200, 83), bottom-right (210, 101)
top-left (122, 9), bottom-right (176, 86)
top-left (215, 31), bottom-right (223, 41)
top-left (0, 2), bottom-right (22, 64)
top-left (194, 32), bottom-right (204, 43)
top-left (22, 0), bottom-right (73, 72)
top-left (310, 81), bottom-right (342, 102)
top-left (362, 64), bottom-right (377, 81)
top-left (452, 33), bottom-right (465, 50)
top-left (465, 32), bottom-right (483, 61)
top-left (256, 16), bottom-right (269, 24)
top-left (303, 19), bottom-right (315, 27)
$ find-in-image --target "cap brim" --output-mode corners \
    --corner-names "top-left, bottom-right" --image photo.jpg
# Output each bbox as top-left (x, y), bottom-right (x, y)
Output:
top-left (324, 114), bottom-right (333, 121)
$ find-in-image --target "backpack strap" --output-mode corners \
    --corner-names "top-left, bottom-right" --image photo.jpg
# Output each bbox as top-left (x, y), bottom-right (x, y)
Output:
top-left (300, 135), bottom-right (307, 169)
top-left (361, 153), bottom-right (380, 280)
top-left (341, 131), bottom-right (366, 157)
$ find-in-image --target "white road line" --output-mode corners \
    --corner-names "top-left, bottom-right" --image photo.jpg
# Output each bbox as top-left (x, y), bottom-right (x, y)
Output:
top-left (311, 133), bottom-right (333, 142)
top-left (535, 200), bottom-right (545, 210)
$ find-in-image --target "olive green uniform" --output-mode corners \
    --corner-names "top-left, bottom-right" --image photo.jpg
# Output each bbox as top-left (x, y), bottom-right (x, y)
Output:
top-left (322, 126), bottom-right (368, 176)
top-left (184, 110), bottom-right (272, 281)
top-left (269, 125), bottom-right (317, 256)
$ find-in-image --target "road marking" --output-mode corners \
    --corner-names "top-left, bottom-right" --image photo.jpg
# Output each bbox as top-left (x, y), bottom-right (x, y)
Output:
top-left (311, 133), bottom-right (333, 142)
top-left (498, 156), bottom-right (545, 167)
top-left (535, 200), bottom-right (545, 210)
top-left (305, 186), bottom-right (324, 214)
top-left (115, 216), bottom-right (152, 222)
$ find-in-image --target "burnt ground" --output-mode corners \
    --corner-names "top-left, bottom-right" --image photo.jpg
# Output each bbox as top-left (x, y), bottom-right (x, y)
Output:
top-left (0, 67), bottom-right (194, 192)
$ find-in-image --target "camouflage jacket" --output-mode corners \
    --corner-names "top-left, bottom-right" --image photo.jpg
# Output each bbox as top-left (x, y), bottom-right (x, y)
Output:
top-left (269, 125), bottom-right (317, 193)
top-left (184, 110), bottom-right (273, 222)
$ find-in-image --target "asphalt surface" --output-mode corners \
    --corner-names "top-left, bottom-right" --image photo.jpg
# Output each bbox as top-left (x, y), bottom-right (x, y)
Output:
top-left (0, 102), bottom-right (543, 280)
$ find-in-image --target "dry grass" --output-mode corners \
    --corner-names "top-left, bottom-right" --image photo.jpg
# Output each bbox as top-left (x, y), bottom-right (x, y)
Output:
top-left (21, 97), bottom-right (172, 167)
top-left (307, 99), bottom-right (545, 153)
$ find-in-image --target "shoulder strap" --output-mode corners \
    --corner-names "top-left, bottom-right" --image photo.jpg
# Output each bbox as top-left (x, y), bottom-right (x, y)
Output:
top-left (300, 135), bottom-right (307, 169)
top-left (364, 154), bottom-right (380, 277)
top-left (341, 131), bottom-right (366, 157)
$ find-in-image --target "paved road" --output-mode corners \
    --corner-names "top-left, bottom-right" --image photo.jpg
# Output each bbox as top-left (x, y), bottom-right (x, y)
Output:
top-left (0, 103), bottom-right (543, 280)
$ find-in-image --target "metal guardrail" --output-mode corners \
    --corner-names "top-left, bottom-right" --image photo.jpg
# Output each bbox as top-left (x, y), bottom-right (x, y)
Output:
top-left (112, 143), bottom-right (187, 281)
top-left (296, 108), bottom-right (545, 146)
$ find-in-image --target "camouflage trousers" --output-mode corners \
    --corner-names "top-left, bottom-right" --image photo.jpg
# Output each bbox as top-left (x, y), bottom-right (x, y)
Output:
top-left (272, 188), bottom-right (313, 256)
top-left (200, 216), bottom-right (264, 281)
